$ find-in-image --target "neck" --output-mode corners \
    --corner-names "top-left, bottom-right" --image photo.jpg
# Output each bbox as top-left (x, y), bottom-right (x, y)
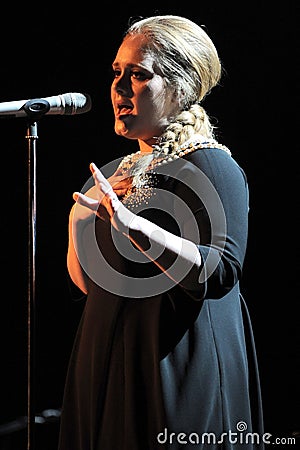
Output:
top-left (138, 138), bottom-right (155, 154)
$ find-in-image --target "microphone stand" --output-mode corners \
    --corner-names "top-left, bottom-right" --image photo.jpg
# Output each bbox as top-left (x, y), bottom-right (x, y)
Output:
top-left (23, 100), bottom-right (51, 450)
top-left (26, 119), bottom-right (37, 450)
top-left (0, 93), bottom-right (91, 449)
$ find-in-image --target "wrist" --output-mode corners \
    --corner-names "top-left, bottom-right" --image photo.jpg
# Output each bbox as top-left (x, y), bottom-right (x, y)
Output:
top-left (70, 202), bottom-right (95, 226)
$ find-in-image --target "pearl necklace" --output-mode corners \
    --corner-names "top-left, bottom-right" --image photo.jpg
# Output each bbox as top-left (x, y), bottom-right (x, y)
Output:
top-left (118, 136), bottom-right (231, 209)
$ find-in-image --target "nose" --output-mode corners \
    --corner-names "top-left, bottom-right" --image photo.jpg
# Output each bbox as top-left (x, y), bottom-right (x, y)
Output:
top-left (113, 73), bottom-right (132, 97)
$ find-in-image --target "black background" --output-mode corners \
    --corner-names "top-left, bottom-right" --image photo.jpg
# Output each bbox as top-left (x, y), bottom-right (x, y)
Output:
top-left (0, 1), bottom-right (299, 449)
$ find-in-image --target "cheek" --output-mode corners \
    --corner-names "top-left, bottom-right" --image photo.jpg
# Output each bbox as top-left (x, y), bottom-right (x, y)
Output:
top-left (135, 89), bottom-right (158, 116)
top-left (135, 77), bottom-right (175, 121)
top-left (111, 83), bottom-right (116, 103)
top-left (150, 80), bottom-right (177, 116)
top-left (144, 89), bottom-right (170, 117)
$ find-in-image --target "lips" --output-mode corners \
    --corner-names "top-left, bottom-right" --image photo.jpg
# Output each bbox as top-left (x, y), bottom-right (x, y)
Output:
top-left (116, 103), bottom-right (133, 117)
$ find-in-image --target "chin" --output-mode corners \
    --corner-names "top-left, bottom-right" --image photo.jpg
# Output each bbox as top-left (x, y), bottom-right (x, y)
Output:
top-left (114, 125), bottom-right (137, 140)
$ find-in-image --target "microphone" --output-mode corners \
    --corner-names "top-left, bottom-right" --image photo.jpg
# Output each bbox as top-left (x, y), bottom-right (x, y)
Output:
top-left (0, 92), bottom-right (92, 118)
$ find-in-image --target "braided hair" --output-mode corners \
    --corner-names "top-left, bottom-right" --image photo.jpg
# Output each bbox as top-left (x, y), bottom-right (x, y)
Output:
top-left (125, 15), bottom-right (222, 155)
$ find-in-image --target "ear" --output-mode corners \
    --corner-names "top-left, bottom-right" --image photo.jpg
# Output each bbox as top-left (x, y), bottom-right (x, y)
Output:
top-left (175, 88), bottom-right (186, 109)
top-left (168, 85), bottom-right (181, 101)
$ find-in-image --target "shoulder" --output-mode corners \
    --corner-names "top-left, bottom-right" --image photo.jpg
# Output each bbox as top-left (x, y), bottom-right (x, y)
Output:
top-left (181, 137), bottom-right (248, 187)
top-left (154, 135), bottom-right (248, 196)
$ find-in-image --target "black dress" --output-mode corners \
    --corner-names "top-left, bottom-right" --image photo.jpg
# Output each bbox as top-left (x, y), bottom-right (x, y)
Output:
top-left (58, 145), bottom-right (265, 450)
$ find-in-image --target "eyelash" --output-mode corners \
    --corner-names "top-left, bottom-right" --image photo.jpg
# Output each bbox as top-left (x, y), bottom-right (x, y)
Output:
top-left (112, 69), bottom-right (148, 81)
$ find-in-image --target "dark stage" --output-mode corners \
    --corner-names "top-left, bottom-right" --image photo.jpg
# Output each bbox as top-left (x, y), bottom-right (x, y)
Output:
top-left (0, 1), bottom-right (299, 449)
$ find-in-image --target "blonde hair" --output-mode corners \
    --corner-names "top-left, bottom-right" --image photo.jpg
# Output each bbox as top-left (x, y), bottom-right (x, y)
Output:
top-left (125, 15), bottom-right (223, 154)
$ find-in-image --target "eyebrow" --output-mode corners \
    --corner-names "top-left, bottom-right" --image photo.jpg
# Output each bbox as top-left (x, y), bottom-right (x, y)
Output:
top-left (112, 62), bottom-right (143, 68)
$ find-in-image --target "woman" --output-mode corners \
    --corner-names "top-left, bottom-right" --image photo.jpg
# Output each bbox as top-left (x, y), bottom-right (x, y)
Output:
top-left (58, 15), bottom-right (264, 450)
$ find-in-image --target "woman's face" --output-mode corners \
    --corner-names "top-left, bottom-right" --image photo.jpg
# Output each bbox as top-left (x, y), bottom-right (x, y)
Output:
top-left (111, 34), bottom-right (180, 146)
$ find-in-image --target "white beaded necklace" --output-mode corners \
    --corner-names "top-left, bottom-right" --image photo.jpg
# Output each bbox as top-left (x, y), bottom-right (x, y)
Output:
top-left (118, 135), bottom-right (231, 209)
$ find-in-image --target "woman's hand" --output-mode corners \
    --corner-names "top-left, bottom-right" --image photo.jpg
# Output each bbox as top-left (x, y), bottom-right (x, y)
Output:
top-left (107, 166), bottom-right (133, 198)
top-left (73, 162), bottom-right (135, 232)
top-left (69, 183), bottom-right (99, 225)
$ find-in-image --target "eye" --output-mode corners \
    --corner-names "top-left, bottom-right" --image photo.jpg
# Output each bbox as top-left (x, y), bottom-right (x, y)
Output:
top-left (131, 70), bottom-right (146, 79)
top-left (131, 70), bottom-right (151, 81)
top-left (112, 68), bottom-right (121, 78)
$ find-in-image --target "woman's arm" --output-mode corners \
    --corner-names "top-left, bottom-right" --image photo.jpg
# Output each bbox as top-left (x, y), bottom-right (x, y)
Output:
top-left (67, 166), bottom-right (133, 294)
top-left (67, 187), bottom-right (98, 294)
top-left (73, 163), bottom-right (203, 291)
top-left (71, 151), bottom-right (248, 298)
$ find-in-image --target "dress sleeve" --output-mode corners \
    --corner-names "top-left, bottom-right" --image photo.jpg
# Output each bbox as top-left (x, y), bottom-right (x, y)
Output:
top-left (171, 147), bottom-right (249, 300)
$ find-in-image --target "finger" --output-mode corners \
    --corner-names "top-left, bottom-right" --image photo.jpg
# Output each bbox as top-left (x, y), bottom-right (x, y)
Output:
top-left (113, 188), bottom-right (128, 197)
top-left (113, 174), bottom-right (133, 184)
top-left (90, 162), bottom-right (100, 174)
top-left (111, 180), bottom-right (132, 192)
top-left (113, 167), bottom-right (124, 177)
top-left (90, 162), bottom-right (114, 195)
top-left (73, 192), bottom-right (99, 211)
top-left (90, 162), bottom-right (107, 183)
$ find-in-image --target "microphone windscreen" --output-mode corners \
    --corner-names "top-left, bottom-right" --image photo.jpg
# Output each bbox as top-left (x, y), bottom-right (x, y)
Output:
top-left (62, 93), bottom-right (92, 115)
